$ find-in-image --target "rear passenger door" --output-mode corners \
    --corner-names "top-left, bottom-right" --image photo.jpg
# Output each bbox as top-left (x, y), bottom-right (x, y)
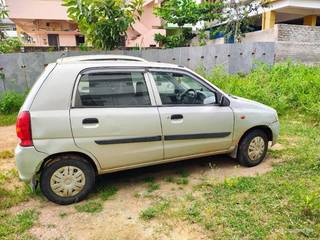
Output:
top-left (70, 69), bottom-right (163, 170)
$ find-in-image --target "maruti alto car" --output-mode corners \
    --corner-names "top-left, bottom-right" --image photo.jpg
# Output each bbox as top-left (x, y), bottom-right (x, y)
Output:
top-left (15, 55), bottom-right (279, 205)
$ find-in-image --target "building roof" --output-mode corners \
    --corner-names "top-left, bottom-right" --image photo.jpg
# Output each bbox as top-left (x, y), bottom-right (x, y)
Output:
top-left (6, 0), bottom-right (70, 20)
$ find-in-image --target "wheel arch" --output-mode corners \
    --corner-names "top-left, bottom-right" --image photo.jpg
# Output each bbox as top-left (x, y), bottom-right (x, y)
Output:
top-left (239, 125), bottom-right (273, 144)
top-left (230, 125), bottom-right (273, 158)
top-left (38, 151), bottom-right (99, 175)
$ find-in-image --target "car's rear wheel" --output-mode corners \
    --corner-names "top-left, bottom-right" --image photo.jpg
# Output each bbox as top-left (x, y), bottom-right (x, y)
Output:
top-left (238, 129), bottom-right (268, 167)
top-left (40, 155), bottom-right (95, 205)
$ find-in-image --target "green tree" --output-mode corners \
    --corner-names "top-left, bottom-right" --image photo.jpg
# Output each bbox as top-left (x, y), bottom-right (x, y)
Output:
top-left (154, 0), bottom-right (223, 48)
top-left (0, 0), bottom-right (8, 40)
top-left (217, 0), bottom-right (266, 43)
top-left (63, 0), bottom-right (143, 50)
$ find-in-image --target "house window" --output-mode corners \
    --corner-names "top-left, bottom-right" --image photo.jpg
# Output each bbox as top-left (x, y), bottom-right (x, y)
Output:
top-left (75, 35), bottom-right (85, 46)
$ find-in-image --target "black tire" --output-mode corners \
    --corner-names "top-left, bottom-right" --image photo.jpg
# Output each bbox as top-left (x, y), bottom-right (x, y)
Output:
top-left (40, 154), bottom-right (95, 205)
top-left (238, 129), bottom-right (268, 167)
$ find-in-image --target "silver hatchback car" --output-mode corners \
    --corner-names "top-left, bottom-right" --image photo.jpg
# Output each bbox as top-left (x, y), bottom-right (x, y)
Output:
top-left (15, 55), bottom-right (279, 204)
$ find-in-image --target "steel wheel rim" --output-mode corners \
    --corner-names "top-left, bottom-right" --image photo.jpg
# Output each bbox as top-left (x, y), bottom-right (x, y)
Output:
top-left (248, 136), bottom-right (265, 161)
top-left (50, 166), bottom-right (86, 197)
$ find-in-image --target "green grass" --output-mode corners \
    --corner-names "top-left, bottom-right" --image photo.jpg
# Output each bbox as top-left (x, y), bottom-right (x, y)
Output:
top-left (99, 185), bottom-right (118, 201)
top-left (0, 150), bottom-right (14, 159)
top-left (163, 170), bottom-right (190, 185)
top-left (0, 169), bottom-right (32, 210)
top-left (164, 176), bottom-right (175, 183)
top-left (0, 209), bottom-right (39, 239)
top-left (140, 200), bottom-right (170, 220)
top-left (199, 62), bottom-right (320, 119)
top-left (143, 177), bottom-right (160, 193)
top-left (0, 113), bottom-right (17, 126)
top-left (59, 212), bottom-right (67, 218)
top-left (139, 115), bottom-right (320, 239)
top-left (176, 169), bottom-right (190, 178)
top-left (138, 62), bottom-right (320, 238)
top-left (147, 182), bottom-right (160, 193)
top-left (74, 200), bottom-right (103, 213)
top-left (175, 177), bottom-right (189, 185)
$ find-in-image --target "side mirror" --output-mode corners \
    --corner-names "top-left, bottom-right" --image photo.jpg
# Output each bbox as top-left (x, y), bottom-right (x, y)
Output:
top-left (203, 96), bottom-right (216, 105)
top-left (219, 95), bottom-right (230, 106)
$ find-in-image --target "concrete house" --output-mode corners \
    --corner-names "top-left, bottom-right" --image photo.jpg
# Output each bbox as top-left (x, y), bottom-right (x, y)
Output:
top-left (212, 0), bottom-right (320, 44)
top-left (6, 0), bottom-right (165, 48)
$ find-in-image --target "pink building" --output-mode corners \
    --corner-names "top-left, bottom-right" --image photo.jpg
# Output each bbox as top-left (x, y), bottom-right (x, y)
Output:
top-left (6, 0), bottom-right (165, 48)
top-left (126, 0), bottom-right (165, 47)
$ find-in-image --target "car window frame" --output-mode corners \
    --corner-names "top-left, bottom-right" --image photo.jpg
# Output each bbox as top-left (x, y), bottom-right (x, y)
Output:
top-left (71, 67), bottom-right (157, 108)
top-left (147, 68), bottom-right (222, 107)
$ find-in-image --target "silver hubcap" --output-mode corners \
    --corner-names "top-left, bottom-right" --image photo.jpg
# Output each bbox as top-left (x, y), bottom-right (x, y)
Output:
top-left (50, 166), bottom-right (86, 197)
top-left (248, 136), bottom-right (265, 161)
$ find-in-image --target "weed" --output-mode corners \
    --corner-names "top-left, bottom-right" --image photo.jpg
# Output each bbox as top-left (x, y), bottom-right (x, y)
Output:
top-left (0, 169), bottom-right (31, 210)
top-left (140, 200), bottom-right (170, 220)
top-left (158, 116), bottom-right (320, 239)
top-left (175, 177), bottom-right (189, 185)
top-left (176, 169), bottom-right (190, 178)
top-left (300, 192), bottom-right (320, 217)
top-left (0, 113), bottom-right (17, 126)
top-left (0, 209), bottom-right (38, 239)
top-left (143, 176), bottom-right (160, 193)
top-left (59, 212), bottom-right (67, 218)
top-left (0, 150), bottom-right (14, 159)
top-left (99, 185), bottom-right (118, 201)
top-left (75, 200), bottom-right (103, 213)
top-left (147, 182), bottom-right (160, 193)
top-left (0, 91), bottom-right (25, 114)
top-left (163, 176), bottom-right (175, 183)
top-left (143, 176), bottom-right (155, 183)
top-left (133, 192), bottom-right (141, 198)
top-left (202, 61), bottom-right (320, 119)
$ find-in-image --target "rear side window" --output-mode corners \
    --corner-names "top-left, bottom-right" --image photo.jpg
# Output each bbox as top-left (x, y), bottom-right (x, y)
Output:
top-left (75, 72), bottom-right (151, 107)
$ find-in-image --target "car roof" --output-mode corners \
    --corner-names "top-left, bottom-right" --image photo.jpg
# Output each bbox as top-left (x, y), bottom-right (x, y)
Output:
top-left (55, 54), bottom-right (185, 70)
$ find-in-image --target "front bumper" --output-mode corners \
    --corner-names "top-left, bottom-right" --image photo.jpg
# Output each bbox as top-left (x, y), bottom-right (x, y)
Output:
top-left (15, 145), bottom-right (48, 183)
top-left (269, 120), bottom-right (280, 146)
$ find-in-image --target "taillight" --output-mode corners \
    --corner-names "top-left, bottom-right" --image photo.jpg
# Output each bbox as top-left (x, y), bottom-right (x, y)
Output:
top-left (16, 111), bottom-right (33, 147)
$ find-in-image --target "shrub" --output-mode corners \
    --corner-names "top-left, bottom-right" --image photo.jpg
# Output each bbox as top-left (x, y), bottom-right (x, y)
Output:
top-left (202, 62), bottom-right (320, 119)
top-left (0, 38), bottom-right (22, 54)
top-left (74, 200), bottom-right (103, 213)
top-left (0, 91), bottom-right (25, 114)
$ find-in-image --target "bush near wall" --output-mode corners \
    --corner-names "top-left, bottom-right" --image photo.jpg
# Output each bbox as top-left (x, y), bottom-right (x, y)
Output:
top-left (0, 91), bottom-right (25, 114)
top-left (0, 61), bottom-right (319, 120)
top-left (0, 38), bottom-right (22, 54)
top-left (202, 62), bottom-right (320, 120)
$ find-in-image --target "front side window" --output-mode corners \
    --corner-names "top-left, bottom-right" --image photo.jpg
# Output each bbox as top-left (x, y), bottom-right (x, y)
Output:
top-left (151, 71), bottom-right (216, 105)
top-left (75, 72), bottom-right (151, 107)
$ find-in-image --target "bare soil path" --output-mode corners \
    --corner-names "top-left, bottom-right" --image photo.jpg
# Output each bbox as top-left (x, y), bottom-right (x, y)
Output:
top-left (1, 125), bottom-right (280, 240)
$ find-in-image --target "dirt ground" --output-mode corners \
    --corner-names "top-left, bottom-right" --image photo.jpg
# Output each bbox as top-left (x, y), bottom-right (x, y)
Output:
top-left (1, 125), bottom-right (280, 240)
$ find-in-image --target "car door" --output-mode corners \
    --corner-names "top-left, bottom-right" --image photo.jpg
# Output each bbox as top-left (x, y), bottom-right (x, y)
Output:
top-left (149, 69), bottom-right (234, 159)
top-left (70, 68), bottom-right (163, 170)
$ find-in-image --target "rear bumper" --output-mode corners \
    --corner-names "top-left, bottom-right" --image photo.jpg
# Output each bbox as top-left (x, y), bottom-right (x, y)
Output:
top-left (269, 120), bottom-right (280, 146)
top-left (15, 145), bottom-right (48, 183)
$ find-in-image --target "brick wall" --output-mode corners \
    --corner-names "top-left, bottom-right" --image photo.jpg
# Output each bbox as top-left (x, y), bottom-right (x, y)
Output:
top-left (276, 24), bottom-right (320, 43)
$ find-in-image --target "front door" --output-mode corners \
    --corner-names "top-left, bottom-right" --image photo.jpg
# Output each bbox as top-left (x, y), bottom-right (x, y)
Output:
top-left (70, 69), bottom-right (163, 170)
top-left (149, 70), bottom-right (234, 159)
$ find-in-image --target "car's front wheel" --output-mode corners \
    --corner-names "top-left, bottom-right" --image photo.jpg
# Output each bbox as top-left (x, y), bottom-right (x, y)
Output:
top-left (238, 129), bottom-right (268, 167)
top-left (40, 154), bottom-right (95, 205)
